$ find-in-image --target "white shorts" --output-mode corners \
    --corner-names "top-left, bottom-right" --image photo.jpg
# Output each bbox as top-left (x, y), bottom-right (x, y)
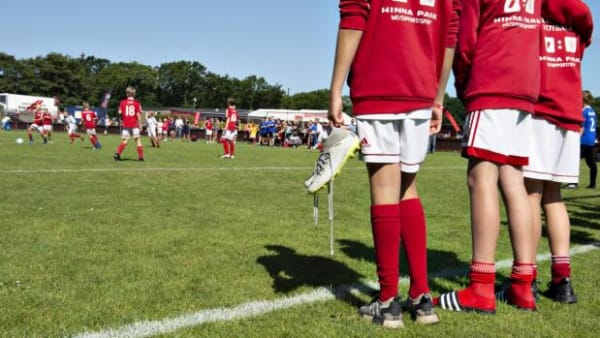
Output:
top-left (29, 123), bottom-right (42, 132)
top-left (462, 109), bottom-right (531, 166)
top-left (67, 125), bottom-right (78, 134)
top-left (206, 129), bottom-right (213, 136)
top-left (43, 125), bottom-right (53, 132)
top-left (357, 109), bottom-right (431, 173)
top-left (522, 116), bottom-right (580, 183)
top-left (121, 128), bottom-right (141, 139)
top-left (86, 128), bottom-right (97, 136)
top-left (147, 126), bottom-right (157, 138)
top-left (223, 129), bottom-right (237, 141)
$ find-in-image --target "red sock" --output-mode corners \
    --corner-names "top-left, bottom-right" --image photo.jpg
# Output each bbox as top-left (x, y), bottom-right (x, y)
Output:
top-left (229, 141), bottom-right (235, 156)
top-left (399, 199), bottom-right (430, 299)
top-left (90, 136), bottom-right (96, 147)
top-left (435, 261), bottom-right (496, 313)
top-left (69, 135), bottom-right (74, 142)
top-left (117, 143), bottom-right (126, 155)
top-left (551, 256), bottom-right (571, 284)
top-left (222, 139), bottom-right (230, 155)
top-left (507, 262), bottom-right (536, 310)
top-left (137, 146), bottom-right (144, 160)
top-left (371, 204), bottom-right (401, 302)
top-left (92, 135), bottom-right (98, 146)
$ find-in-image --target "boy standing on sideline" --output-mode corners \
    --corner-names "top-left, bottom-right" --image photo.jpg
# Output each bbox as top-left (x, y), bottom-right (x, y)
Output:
top-left (114, 86), bottom-right (144, 161)
top-left (81, 102), bottom-right (102, 149)
top-left (220, 98), bottom-right (239, 159)
top-left (146, 111), bottom-right (160, 148)
top-left (327, 0), bottom-right (459, 328)
top-left (581, 90), bottom-right (597, 189)
top-left (204, 117), bottom-right (213, 143)
top-left (514, 0), bottom-right (593, 305)
top-left (435, 0), bottom-right (543, 313)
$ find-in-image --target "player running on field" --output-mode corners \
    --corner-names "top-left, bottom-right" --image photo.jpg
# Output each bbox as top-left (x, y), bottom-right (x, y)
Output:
top-left (27, 103), bottom-right (47, 144)
top-left (81, 102), bottom-right (102, 150)
top-left (65, 112), bottom-right (83, 143)
top-left (114, 86), bottom-right (144, 161)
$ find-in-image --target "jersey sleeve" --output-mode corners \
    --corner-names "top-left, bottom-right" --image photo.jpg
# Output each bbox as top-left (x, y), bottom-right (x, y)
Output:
top-left (447, 0), bottom-right (462, 48)
top-left (339, 0), bottom-right (370, 31)
top-left (453, 0), bottom-right (480, 100)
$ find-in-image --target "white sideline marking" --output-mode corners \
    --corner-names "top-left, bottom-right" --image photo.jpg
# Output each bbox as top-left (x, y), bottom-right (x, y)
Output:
top-left (74, 244), bottom-right (599, 338)
top-left (0, 166), bottom-right (465, 175)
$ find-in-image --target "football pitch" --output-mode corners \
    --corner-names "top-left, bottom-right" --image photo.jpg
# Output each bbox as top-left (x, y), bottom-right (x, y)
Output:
top-left (1, 131), bottom-right (599, 337)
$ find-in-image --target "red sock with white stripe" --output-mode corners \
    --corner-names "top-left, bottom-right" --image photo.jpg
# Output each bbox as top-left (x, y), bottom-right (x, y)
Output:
top-left (506, 262), bottom-right (536, 310)
top-left (399, 198), bottom-right (430, 299)
top-left (371, 204), bottom-right (401, 302)
top-left (551, 256), bottom-right (571, 284)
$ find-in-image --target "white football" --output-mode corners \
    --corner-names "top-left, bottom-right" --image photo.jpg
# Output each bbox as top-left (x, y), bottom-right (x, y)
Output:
top-left (15, 137), bottom-right (24, 144)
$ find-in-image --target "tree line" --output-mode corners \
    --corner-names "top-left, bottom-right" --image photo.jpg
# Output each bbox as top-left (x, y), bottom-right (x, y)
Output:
top-left (0, 52), bottom-right (334, 114)
top-left (1, 52), bottom-right (597, 129)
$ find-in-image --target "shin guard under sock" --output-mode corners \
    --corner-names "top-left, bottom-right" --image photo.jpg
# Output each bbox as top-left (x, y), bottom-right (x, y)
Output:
top-left (371, 204), bottom-right (401, 302)
top-left (399, 199), bottom-right (430, 299)
top-left (116, 143), bottom-right (126, 155)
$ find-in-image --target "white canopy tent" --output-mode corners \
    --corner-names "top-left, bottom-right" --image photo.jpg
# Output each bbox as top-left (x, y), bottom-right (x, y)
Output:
top-left (248, 109), bottom-right (352, 125)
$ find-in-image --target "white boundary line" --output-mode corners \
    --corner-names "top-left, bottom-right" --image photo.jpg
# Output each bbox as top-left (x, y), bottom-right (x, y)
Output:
top-left (74, 244), bottom-right (599, 338)
top-left (0, 166), bottom-right (466, 175)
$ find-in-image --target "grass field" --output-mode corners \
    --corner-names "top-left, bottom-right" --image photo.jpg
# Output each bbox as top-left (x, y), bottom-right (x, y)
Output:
top-left (0, 130), bottom-right (599, 337)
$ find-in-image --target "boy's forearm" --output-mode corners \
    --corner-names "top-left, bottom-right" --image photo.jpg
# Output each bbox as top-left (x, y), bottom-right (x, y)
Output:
top-left (435, 48), bottom-right (456, 106)
top-left (330, 28), bottom-right (363, 96)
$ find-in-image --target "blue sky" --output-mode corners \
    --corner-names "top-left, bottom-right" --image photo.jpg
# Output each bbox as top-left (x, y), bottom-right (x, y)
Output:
top-left (1, 0), bottom-right (599, 96)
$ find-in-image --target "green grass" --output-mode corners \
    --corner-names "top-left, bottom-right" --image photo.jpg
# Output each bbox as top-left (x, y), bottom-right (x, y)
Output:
top-left (0, 130), bottom-right (599, 337)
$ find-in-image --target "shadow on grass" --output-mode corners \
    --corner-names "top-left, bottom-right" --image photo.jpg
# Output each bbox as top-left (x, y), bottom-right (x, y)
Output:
top-left (337, 239), bottom-right (472, 294)
top-left (256, 244), bottom-right (367, 306)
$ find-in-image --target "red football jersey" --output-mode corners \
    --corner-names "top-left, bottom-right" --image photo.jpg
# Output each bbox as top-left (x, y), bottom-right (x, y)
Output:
top-left (33, 111), bottom-right (43, 125)
top-left (81, 109), bottom-right (97, 129)
top-left (454, 0), bottom-right (543, 113)
top-left (205, 120), bottom-right (213, 130)
top-left (42, 112), bottom-right (53, 126)
top-left (534, 0), bottom-right (593, 132)
top-left (119, 98), bottom-right (142, 128)
top-left (339, 0), bottom-right (460, 115)
top-left (226, 107), bottom-right (238, 131)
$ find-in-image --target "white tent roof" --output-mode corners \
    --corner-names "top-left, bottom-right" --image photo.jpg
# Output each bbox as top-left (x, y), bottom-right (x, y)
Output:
top-left (248, 109), bottom-right (352, 125)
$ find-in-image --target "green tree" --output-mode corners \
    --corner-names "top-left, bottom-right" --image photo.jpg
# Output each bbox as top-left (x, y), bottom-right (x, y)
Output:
top-left (157, 61), bottom-right (207, 107)
top-left (0, 52), bottom-right (19, 93)
top-left (444, 94), bottom-right (466, 128)
top-left (287, 89), bottom-right (329, 110)
top-left (96, 62), bottom-right (159, 108)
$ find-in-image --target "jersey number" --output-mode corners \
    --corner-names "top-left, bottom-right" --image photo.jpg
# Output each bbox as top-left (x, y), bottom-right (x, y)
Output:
top-left (504, 0), bottom-right (535, 14)
top-left (125, 105), bottom-right (136, 117)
